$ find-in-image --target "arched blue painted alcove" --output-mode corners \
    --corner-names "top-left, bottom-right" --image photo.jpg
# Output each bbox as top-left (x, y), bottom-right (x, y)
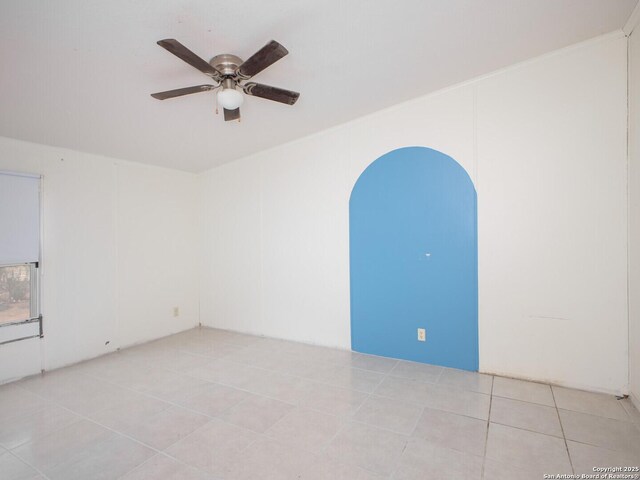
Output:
top-left (349, 146), bottom-right (478, 371)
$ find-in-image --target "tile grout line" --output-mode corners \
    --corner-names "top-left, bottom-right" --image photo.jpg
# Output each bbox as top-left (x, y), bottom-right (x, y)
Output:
top-left (338, 355), bottom-right (399, 479)
top-left (486, 418), bottom-right (564, 439)
top-left (113, 450), bottom-right (220, 480)
top-left (551, 386), bottom-right (575, 475)
top-left (4, 447), bottom-right (53, 480)
top-left (373, 359), bottom-right (423, 480)
top-left (480, 375), bottom-right (495, 480)
top-left (255, 367), bottom-right (402, 444)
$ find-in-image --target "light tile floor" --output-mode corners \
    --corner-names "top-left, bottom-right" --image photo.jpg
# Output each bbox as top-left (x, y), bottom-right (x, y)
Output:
top-left (1, 327), bottom-right (639, 479)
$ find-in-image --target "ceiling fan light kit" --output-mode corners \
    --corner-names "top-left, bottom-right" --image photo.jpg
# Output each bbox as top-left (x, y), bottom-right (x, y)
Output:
top-left (217, 79), bottom-right (244, 110)
top-left (151, 39), bottom-right (300, 122)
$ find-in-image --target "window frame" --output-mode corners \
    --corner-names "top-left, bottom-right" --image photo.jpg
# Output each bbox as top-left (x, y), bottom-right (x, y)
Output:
top-left (0, 261), bottom-right (42, 344)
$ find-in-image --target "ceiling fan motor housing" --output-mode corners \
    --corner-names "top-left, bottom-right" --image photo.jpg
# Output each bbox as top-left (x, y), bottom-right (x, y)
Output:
top-left (209, 54), bottom-right (243, 77)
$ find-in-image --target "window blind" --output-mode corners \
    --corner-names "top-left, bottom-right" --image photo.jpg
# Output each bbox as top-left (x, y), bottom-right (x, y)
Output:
top-left (0, 171), bottom-right (40, 265)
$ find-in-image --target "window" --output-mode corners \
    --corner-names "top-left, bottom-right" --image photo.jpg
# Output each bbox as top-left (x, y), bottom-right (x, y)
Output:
top-left (0, 263), bottom-right (38, 325)
top-left (0, 171), bottom-right (41, 345)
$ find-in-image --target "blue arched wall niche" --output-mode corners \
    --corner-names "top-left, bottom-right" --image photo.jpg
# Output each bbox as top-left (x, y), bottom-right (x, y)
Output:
top-left (349, 146), bottom-right (478, 371)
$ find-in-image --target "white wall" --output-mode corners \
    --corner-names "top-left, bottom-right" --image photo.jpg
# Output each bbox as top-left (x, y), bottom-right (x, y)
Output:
top-left (629, 26), bottom-right (640, 406)
top-left (200, 32), bottom-right (629, 394)
top-left (476, 37), bottom-right (628, 393)
top-left (116, 163), bottom-right (199, 346)
top-left (0, 137), bottom-right (199, 384)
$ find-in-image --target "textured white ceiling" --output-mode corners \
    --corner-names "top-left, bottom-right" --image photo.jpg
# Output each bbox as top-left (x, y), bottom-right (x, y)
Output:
top-left (0, 0), bottom-right (637, 172)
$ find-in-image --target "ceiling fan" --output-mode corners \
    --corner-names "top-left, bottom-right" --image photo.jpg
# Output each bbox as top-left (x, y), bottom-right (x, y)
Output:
top-left (151, 39), bottom-right (300, 121)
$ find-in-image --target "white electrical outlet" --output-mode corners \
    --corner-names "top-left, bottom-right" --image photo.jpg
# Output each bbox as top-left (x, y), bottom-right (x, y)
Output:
top-left (417, 328), bottom-right (426, 342)
top-left (173, 307), bottom-right (180, 317)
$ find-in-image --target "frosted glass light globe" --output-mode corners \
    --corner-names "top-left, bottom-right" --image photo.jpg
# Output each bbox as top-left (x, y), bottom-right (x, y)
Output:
top-left (217, 88), bottom-right (244, 110)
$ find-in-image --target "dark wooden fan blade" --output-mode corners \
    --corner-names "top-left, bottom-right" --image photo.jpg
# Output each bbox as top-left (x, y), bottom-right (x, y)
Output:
top-left (157, 39), bottom-right (219, 77)
top-left (223, 108), bottom-right (240, 121)
top-left (243, 82), bottom-right (299, 105)
top-left (237, 40), bottom-right (288, 78)
top-left (151, 85), bottom-right (216, 100)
